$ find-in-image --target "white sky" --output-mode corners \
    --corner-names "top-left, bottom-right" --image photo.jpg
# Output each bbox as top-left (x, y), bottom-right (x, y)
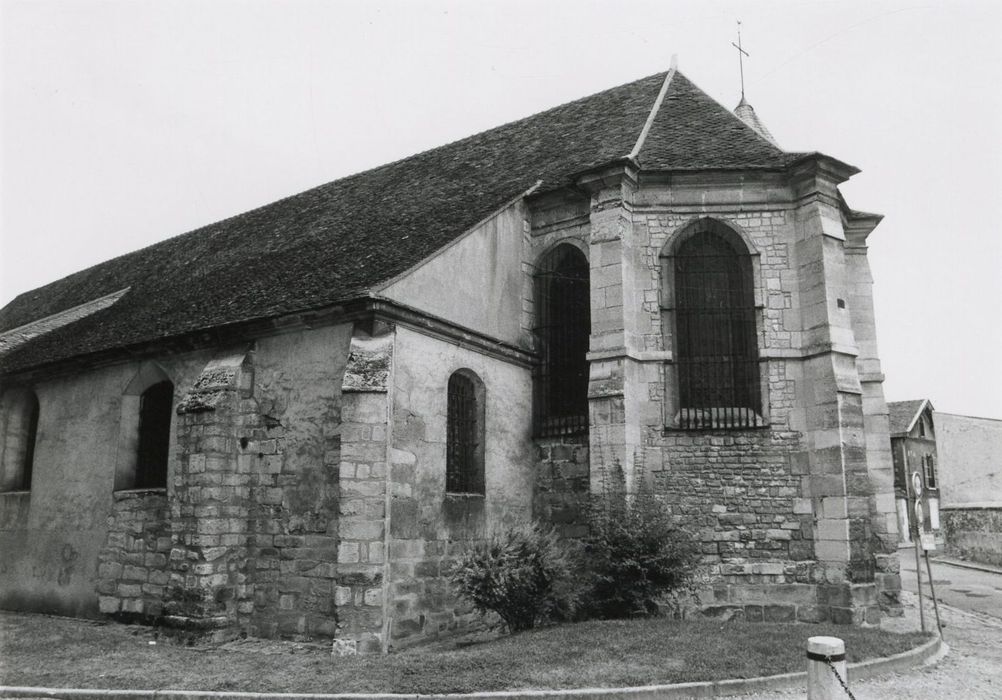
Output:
top-left (1, 0), bottom-right (1000, 418)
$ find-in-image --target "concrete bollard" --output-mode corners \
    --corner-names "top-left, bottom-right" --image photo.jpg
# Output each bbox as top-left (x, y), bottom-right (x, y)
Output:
top-left (807, 636), bottom-right (850, 699)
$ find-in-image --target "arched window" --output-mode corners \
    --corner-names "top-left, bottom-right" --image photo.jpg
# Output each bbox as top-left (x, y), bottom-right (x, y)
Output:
top-left (446, 370), bottom-right (485, 495)
top-left (1, 389), bottom-right (40, 492)
top-left (135, 380), bottom-right (173, 489)
top-left (533, 244), bottom-right (590, 437)
top-left (672, 224), bottom-right (761, 429)
top-left (115, 364), bottom-right (174, 491)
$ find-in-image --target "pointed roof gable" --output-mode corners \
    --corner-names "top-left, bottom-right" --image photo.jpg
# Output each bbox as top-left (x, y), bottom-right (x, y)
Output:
top-left (0, 68), bottom-right (814, 375)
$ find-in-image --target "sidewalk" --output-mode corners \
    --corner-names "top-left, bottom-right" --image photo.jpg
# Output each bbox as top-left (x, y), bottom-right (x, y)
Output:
top-left (930, 554), bottom-right (1002, 576)
top-left (732, 590), bottom-right (1002, 699)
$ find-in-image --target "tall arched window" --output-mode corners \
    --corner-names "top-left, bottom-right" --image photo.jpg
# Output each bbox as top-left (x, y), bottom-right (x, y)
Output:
top-left (136, 380), bottom-right (173, 489)
top-left (533, 244), bottom-right (590, 437)
top-left (672, 223), bottom-right (761, 429)
top-left (1, 389), bottom-right (40, 492)
top-left (446, 370), bottom-right (485, 495)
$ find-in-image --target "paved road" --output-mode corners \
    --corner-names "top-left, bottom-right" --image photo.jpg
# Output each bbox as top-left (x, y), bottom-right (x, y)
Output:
top-left (899, 549), bottom-right (1002, 621)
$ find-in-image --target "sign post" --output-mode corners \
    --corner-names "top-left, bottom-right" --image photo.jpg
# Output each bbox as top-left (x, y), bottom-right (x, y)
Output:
top-left (908, 471), bottom-right (926, 633)
top-left (920, 531), bottom-right (944, 637)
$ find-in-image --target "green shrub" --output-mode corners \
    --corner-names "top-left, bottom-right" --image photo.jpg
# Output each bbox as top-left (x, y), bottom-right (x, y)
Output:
top-left (581, 490), bottom-right (700, 619)
top-left (450, 524), bottom-right (577, 632)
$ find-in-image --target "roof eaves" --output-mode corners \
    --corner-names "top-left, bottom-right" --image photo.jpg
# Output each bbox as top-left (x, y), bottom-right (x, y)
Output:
top-left (905, 399), bottom-right (933, 434)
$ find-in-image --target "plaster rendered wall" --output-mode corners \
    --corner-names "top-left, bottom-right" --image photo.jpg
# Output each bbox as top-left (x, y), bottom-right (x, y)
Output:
top-left (935, 412), bottom-right (1002, 508)
top-left (380, 201), bottom-right (529, 347)
top-left (387, 326), bottom-right (534, 646)
top-left (935, 412), bottom-right (1002, 566)
top-left (0, 352), bottom-right (210, 618)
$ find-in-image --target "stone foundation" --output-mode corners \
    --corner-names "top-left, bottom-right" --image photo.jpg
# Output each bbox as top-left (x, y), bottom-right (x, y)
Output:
top-left (95, 489), bottom-right (171, 620)
top-left (698, 581), bottom-right (880, 625)
top-left (534, 435), bottom-right (590, 537)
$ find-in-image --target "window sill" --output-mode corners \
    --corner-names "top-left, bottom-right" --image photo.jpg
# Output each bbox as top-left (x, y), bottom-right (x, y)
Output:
top-left (0, 490), bottom-right (31, 496)
top-left (445, 492), bottom-right (485, 499)
top-left (113, 487), bottom-right (167, 501)
top-left (666, 407), bottom-right (768, 431)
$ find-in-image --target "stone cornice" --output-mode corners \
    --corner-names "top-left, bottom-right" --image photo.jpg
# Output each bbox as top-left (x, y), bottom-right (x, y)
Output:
top-left (574, 160), bottom-right (640, 197)
top-left (1, 296), bottom-right (537, 385)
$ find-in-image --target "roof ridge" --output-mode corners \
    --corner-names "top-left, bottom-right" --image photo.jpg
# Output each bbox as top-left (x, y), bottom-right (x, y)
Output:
top-left (628, 65), bottom-right (676, 160)
top-left (299, 70), bottom-right (669, 202)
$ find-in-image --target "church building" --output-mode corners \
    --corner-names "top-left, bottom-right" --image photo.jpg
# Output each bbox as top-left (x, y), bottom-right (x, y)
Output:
top-left (0, 64), bottom-right (900, 653)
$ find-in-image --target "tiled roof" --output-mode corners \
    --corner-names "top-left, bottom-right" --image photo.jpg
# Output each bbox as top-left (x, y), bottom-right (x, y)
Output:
top-left (888, 400), bottom-right (929, 435)
top-left (733, 96), bottom-right (780, 148)
top-left (636, 73), bottom-right (796, 170)
top-left (0, 69), bottom-right (808, 375)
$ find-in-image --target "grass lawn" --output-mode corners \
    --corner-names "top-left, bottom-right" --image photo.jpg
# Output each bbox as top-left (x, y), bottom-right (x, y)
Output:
top-left (0, 611), bottom-right (930, 694)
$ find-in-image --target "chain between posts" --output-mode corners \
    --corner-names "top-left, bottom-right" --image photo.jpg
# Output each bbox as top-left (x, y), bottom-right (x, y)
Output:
top-left (822, 656), bottom-right (857, 700)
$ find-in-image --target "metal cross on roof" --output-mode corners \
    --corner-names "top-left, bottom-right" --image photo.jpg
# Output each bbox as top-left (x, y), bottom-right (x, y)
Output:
top-left (731, 20), bottom-right (749, 100)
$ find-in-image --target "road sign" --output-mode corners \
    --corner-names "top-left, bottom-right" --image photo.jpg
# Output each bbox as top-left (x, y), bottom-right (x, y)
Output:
top-left (914, 499), bottom-right (924, 525)
top-left (912, 471), bottom-right (923, 497)
top-left (921, 533), bottom-right (937, 551)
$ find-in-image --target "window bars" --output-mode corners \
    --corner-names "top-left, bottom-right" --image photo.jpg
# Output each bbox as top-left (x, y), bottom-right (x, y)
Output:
top-left (533, 245), bottom-right (590, 438)
top-left (447, 372), bottom-right (483, 494)
top-left (674, 229), bottom-right (762, 429)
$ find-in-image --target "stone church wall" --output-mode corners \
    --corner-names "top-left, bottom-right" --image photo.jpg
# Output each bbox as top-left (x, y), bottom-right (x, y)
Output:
top-left (386, 326), bottom-right (534, 648)
top-left (533, 435), bottom-right (590, 538)
top-left (0, 351), bottom-right (211, 618)
top-left (0, 324), bottom-right (354, 641)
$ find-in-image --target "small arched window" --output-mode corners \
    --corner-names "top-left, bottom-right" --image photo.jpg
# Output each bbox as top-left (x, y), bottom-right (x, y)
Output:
top-left (135, 380), bottom-right (173, 489)
top-left (1, 389), bottom-right (40, 492)
top-left (446, 370), bottom-right (485, 495)
top-left (533, 244), bottom-right (590, 437)
top-left (671, 223), bottom-right (761, 429)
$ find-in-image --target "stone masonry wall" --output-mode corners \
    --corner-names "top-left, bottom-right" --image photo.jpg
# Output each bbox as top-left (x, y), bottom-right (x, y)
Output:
top-left (533, 435), bottom-right (590, 538)
top-left (243, 328), bottom-right (348, 641)
top-left (166, 353), bottom-right (255, 638)
top-left (640, 211), bottom-right (816, 587)
top-left (942, 507), bottom-right (1002, 568)
top-left (96, 490), bottom-right (171, 620)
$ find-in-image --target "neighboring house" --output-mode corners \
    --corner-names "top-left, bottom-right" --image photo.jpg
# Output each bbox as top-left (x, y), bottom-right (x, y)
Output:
top-left (0, 64), bottom-right (901, 653)
top-left (887, 399), bottom-right (940, 543)
top-left (935, 412), bottom-right (1002, 567)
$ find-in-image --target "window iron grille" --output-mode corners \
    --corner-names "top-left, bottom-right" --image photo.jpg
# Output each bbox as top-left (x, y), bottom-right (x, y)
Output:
top-left (674, 229), bottom-right (762, 430)
top-left (533, 245), bottom-right (590, 438)
top-left (447, 372), bottom-right (483, 494)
